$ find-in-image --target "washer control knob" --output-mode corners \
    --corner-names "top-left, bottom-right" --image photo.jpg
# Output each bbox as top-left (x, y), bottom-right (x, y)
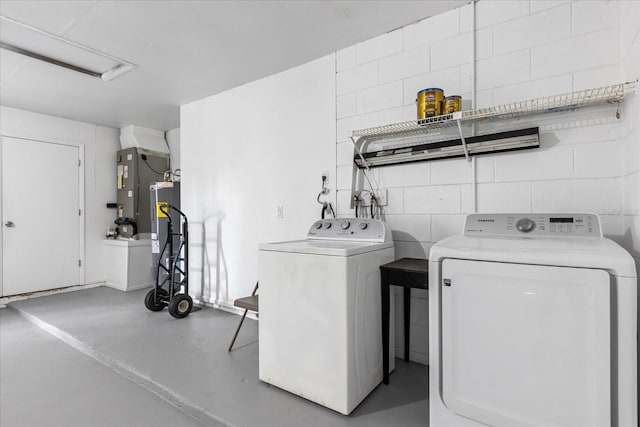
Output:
top-left (323, 222), bottom-right (332, 229)
top-left (516, 218), bottom-right (535, 233)
top-left (315, 222), bottom-right (323, 229)
top-left (341, 220), bottom-right (351, 230)
top-left (359, 222), bottom-right (368, 230)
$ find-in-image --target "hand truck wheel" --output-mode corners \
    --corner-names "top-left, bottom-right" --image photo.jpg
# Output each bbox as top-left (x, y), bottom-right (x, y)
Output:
top-left (168, 294), bottom-right (193, 319)
top-left (144, 288), bottom-right (169, 312)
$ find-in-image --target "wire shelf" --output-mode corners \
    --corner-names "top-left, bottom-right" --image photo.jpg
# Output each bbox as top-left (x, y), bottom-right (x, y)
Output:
top-left (352, 82), bottom-right (631, 141)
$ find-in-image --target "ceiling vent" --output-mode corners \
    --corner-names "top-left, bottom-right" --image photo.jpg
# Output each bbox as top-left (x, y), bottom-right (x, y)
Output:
top-left (120, 126), bottom-right (169, 154)
top-left (0, 15), bottom-right (135, 81)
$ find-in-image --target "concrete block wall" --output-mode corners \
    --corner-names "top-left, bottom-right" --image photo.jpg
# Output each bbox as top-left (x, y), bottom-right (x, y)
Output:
top-left (620, 1), bottom-right (640, 279)
top-left (335, 0), bottom-right (636, 364)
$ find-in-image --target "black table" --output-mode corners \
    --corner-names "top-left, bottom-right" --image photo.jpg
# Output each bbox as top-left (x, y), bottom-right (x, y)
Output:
top-left (380, 258), bottom-right (429, 385)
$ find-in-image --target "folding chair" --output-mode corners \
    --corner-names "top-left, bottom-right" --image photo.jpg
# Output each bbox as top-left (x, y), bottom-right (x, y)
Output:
top-left (228, 281), bottom-right (259, 352)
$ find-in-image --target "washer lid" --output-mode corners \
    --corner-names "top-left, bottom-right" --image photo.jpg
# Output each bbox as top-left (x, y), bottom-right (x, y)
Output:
top-left (259, 239), bottom-right (394, 257)
top-left (429, 234), bottom-right (636, 278)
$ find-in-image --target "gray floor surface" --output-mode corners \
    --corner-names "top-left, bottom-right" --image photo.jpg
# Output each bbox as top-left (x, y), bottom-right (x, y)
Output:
top-left (2, 287), bottom-right (429, 427)
top-left (0, 308), bottom-right (204, 427)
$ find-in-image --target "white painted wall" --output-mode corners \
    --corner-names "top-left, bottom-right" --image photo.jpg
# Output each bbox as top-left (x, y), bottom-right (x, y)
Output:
top-left (335, 0), bottom-right (639, 364)
top-left (620, 1), bottom-right (640, 281)
top-left (0, 106), bottom-right (120, 286)
top-left (181, 0), bottom-right (638, 365)
top-left (619, 3), bottom-right (640, 374)
top-left (181, 55), bottom-right (336, 307)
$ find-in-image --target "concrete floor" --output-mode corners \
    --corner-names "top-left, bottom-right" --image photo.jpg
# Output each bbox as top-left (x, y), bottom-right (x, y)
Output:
top-left (1, 287), bottom-right (429, 427)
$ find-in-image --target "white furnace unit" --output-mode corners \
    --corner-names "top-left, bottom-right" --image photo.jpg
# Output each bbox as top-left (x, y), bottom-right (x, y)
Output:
top-left (429, 213), bottom-right (637, 427)
top-left (259, 218), bottom-right (395, 415)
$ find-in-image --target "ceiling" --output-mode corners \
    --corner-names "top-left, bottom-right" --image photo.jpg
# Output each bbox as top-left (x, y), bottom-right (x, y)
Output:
top-left (0, 0), bottom-right (467, 130)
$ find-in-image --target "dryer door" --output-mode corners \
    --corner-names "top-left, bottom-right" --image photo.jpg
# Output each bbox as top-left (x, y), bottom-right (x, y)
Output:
top-left (441, 259), bottom-right (611, 427)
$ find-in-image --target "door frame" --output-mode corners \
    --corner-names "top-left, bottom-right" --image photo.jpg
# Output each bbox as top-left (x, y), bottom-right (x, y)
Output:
top-left (1, 133), bottom-right (85, 295)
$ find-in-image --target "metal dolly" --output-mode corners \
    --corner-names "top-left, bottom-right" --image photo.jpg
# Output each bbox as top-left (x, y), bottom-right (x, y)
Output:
top-left (144, 204), bottom-right (192, 318)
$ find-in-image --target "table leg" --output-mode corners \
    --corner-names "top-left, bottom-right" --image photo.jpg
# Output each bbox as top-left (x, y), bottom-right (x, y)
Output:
top-left (381, 269), bottom-right (390, 385)
top-left (404, 286), bottom-right (411, 362)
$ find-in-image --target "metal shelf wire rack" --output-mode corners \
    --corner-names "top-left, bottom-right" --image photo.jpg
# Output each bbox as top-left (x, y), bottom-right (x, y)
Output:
top-left (352, 82), bottom-right (630, 142)
top-left (348, 81), bottom-right (635, 206)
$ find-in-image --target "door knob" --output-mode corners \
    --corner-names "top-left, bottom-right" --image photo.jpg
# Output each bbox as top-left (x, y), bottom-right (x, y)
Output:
top-left (4, 221), bottom-right (15, 228)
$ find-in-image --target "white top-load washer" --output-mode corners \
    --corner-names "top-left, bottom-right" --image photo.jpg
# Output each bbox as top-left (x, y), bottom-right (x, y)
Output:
top-left (429, 213), bottom-right (637, 427)
top-left (259, 218), bottom-right (395, 415)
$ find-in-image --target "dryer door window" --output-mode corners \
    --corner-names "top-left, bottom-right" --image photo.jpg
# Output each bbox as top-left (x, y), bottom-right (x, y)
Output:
top-left (441, 259), bottom-right (611, 427)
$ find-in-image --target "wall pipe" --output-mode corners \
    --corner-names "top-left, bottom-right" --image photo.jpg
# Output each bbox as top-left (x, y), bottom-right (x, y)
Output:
top-left (470, 0), bottom-right (478, 213)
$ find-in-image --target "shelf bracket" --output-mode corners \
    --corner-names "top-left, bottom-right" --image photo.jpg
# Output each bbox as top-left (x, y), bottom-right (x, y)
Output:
top-left (456, 119), bottom-right (470, 162)
top-left (351, 136), bottom-right (370, 171)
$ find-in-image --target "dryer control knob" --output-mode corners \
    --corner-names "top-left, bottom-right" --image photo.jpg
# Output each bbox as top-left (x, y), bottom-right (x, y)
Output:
top-left (341, 220), bottom-right (351, 230)
top-left (359, 222), bottom-right (368, 230)
top-left (323, 222), bottom-right (332, 229)
top-left (315, 222), bottom-right (323, 229)
top-left (516, 218), bottom-right (535, 233)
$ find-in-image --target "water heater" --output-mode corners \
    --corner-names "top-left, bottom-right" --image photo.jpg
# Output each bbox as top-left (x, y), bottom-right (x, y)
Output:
top-left (149, 181), bottom-right (181, 286)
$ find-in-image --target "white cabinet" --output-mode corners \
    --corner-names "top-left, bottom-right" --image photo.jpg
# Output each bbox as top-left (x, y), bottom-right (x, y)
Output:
top-left (103, 239), bottom-right (154, 292)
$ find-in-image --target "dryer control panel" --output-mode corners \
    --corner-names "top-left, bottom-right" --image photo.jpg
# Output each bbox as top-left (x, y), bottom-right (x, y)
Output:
top-left (464, 213), bottom-right (602, 237)
top-left (307, 218), bottom-right (390, 242)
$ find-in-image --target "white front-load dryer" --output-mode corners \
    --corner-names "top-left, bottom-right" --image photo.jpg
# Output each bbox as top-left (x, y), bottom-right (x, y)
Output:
top-left (429, 213), bottom-right (637, 427)
top-left (259, 218), bottom-right (395, 415)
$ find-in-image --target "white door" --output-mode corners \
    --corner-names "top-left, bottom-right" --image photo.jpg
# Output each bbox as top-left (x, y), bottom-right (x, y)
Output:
top-left (1, 136), bottom-right (81, 296)
top-left (441, 259), bottom-right (611, 427)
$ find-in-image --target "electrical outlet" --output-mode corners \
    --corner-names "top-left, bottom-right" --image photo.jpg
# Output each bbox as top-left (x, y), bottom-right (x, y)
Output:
top-left (276, 206), bottom-right (284, 219)
top-left (320, 171), bottom-right (330, 195)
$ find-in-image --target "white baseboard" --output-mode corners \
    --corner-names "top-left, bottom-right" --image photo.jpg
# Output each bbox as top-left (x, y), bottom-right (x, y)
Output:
top-left (192, 297), bottom-right (258, 320)
top-left (0, 282), bottom-right (104, 306)
top-left (104, 281), bottom-right (153, 292)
